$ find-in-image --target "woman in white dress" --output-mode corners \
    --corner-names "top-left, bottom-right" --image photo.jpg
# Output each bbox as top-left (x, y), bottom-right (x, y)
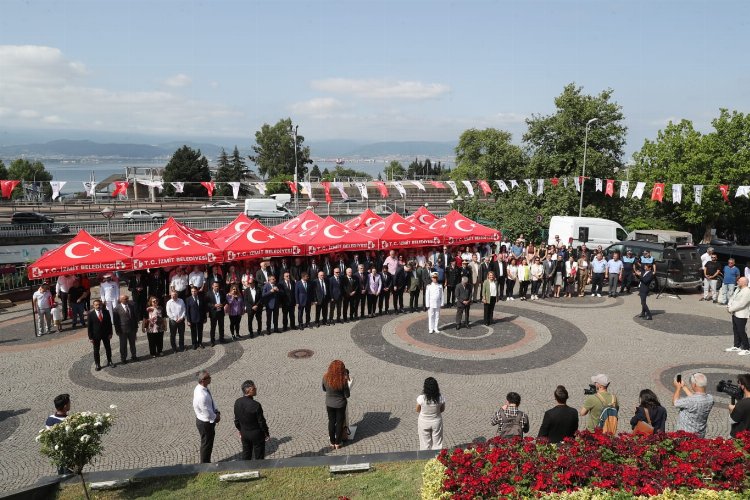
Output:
top-left (425, 272), bottom-right (444, 334)
top-left (416, 377), bottom-right (445, 450)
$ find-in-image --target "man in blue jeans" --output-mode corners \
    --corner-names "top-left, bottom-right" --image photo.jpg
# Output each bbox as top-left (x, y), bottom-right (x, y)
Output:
top-left (605, 252), bottom-right (624, 298)
top-left (719, 258), bottom-right (740, 305)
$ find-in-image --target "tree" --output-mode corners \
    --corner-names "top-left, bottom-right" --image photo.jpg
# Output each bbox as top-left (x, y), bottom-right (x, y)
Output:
top-left (322, 167), bottom-right (330, 178)
top-left (453, 128), bottom-right (527, 182)
top-left (524, 83), bottom-right (627, 218)
top-left (213, 148), bottom-right (231, 196)
top-left (215, 146), bottom-right (251, 197)
top-left (384, 160), bottom-right (406, 180)
top-left (162, 145), bottom-right (211, 197)
top-left (310, 164), bottom-right (322, 179)
top-left (8, 158), bottom-right (53, 199)
top-left (328, 165), bottom-right (371, 180)
top-left (0, 159), bottom-right (7, 180)
top-left (249, 118), bottom-right (312, 179)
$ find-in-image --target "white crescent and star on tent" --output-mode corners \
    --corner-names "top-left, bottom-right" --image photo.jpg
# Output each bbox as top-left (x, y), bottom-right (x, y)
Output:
top-left (246, 228), bottom-right (270, 244)
top-left (391, 222), bottom-right (415, 235)
top-left (158, 235), bottom-right (184, 251)
top-left (64, 242), bottom-right (101, 259)
top-left (300, 220), bottom-right (318, 232)
top-left (364, 217), bottom-right (378, 227)
top-left (453, 219), bottom-right (475, 233)
top-left (429, 219), bottom-right (448, 231)
top-left (234, 221), bottom-right (250, 232)
top-left (282, 217), bottom-right (301, 231)
top-left (366, 221), bottom-right (386, 234)
top-left (323, 224), bottom-right (346, 239)
top-left (346, 216), bottom-right (362, 228)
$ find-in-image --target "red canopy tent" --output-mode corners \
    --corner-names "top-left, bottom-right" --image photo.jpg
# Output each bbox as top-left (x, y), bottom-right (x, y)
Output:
top-left (27, 230), bottom-right (132, 279)
top-left (358, 213), bottom-right (443, 250)
top-left (132, 223), bottom-right (222, 270)
top-left (296, 216), bottom-right (377, 255)
top-left (427, 210), bottom-right (501, 245)
top-left (206, 213), bottom-right (255, 244)
top-left (342, 208), bottom-right (383, 231)
top-left (218, 219), bottom-right (306, 260)
top-left (135, 217), bottom-right (206, 244)
top-left (271, 210), bottom-right (324, 235)
top-left (405, 206), bottom-right (438, 226)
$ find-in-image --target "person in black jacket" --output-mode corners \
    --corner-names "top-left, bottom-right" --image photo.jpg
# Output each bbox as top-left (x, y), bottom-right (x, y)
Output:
top-left (329, 268), bottom-right (344, 323)
top-left (128, 272), bottom-right (149, 319)
top-left (205, 282), bottom-right (226, 346)
top-left (87, 299), bottom-right (114, 370)
top-left (537, 385), bottom-right (578, 444)
top-left (278, 271), bottom-right (296, 331)
top-left (378, 265), bottom-right (393, 315)
top-left (243, 276), bottom-right (263, 337)
top-left (355, 265), bottom-right (368, 318)
top-left (630, 389), bottom-right (667, 433)
top-left (636, 263), bottom-right (654, 320)
top-left (342, 268), bottom-right (358, 322)
top-left (312, 271), bottom-right (330, 327)
top-left (392, 263), bottom-right (407, 313)
top-left (445, 261), bottom-right (461, 307)
top-left (233, 380), bottom-right (270, 460)
top-left (185, 286), bottom-right (208, 349)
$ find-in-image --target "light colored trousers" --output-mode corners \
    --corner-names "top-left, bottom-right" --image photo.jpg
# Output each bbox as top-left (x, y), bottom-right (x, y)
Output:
top-left (427, 308), bottom-right (440, 332)
top-left (703, 279), bottom-right (718, 300)
top-left (37, 309), bottom-right (52, 334)
top-left (719, 283), bottom-right (735, 305)
top-left (418, 416), bottom-right (444, 450)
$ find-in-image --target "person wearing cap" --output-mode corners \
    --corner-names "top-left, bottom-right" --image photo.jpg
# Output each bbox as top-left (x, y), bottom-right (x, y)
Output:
top-left (99, 274), bottom-right (120, 314)
top-left (620, 250), bottom-right (636, 294)
top-left (580, 374), bottom-right (618, 431)
top-left (639, 249), bottom-right (656, 275)
top-left (425, 272), bottom-right (443, 334)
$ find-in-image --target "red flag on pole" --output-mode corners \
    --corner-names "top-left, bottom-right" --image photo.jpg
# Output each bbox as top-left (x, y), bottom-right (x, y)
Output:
top-left (286, 181), bottom-right (298, 194)
top-left (550, 178), bottom-right (559, 187)
top-left (0, 180), bottom-right (20, 199)
top-left (651, 182), bottom-right (665, 202)
top-left (201, 181), bottom-right (216, 197)
top-left (321, 181), bottom-right (332, 204)
top-left (112, 181), bottom-right (129, 197)
top-left (429, 181), bottom-right (446, 189)
top-left (373, 181), bottom-right (389, 198)
top-left (605, 179), bottom-right (614, 197)
top-left (719, 184), bottom-right (730, 203)
top-left (477, 180), bottom-right (492, 196)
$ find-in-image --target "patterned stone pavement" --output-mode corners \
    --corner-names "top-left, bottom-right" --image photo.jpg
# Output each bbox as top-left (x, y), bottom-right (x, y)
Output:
top-left (1, 287), bottom-right (748, 491)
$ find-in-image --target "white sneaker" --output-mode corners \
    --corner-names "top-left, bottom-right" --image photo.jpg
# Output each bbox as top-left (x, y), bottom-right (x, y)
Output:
top-left (510, 297), bottom-right (515, 301)
top-left (739, 350), bottom-right (750, 356)
top-left (434, 330), bottom-right (442, 335)
top-left (597, 294), bottom-right (602, 297)
top-left (725, 347), bottom-right (742, 352)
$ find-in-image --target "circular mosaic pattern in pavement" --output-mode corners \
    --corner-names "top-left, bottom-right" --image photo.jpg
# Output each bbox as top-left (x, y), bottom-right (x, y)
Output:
top-left (536, 296), bottom-right (623, 309)
top-left (0, 409), bottom-right (28, 444)
top-left (657, 363), bottom-right (749, 408)
top-left (351, 306), bottom-right (586, 374)
top-left (69, 338), bottom-right (244, 391)
top-left (635, 313), bottom-right (726, 336)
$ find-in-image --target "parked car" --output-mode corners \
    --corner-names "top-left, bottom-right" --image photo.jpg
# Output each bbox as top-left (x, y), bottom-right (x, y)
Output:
top-left (604, 240), bottom-right (703, 291)
top-left (122, 209), bottom-right (164, 221)
top-left (201, 200), bottom-right (237, 209)
top-left (10, 212), bottom-right (54, 224)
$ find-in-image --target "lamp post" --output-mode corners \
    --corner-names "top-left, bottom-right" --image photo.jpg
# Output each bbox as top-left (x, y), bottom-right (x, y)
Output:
top-left (578, 118), bottom-right (599, 217)
top-left (101, 207), bottom-right (114, 242)
top-left (290, 124), bottom-right (299, 214)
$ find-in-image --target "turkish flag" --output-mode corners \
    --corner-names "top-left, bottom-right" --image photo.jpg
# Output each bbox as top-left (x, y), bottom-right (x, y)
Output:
top-left (429, 181), bottom-right (446, 189)
top-left (477, 180), bottom-right (492, 196)
top-left (321, 181), bottom-right (332, 204)
top-left (605, 179), bottom-right (615, 197)
top-left (651, 182), bottom-right (665, 202)
top-left (201, 181), bottom-right (216, 197)
top-left (550, 178), bottom-right (559, 187)
top-left (374, 181), bottom-right (389, 198)
top-left (112, 181), bottom-right (129, 197)
top-left (0, 180), bottom-right (20, 199)
top-left (719, 184), bottom-right (730, 203)
top-left (286, 181), bottom-right (298, 194)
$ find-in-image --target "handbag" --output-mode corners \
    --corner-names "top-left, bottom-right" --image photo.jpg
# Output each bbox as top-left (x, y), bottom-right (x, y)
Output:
top-left (633, 407), bottom-right (654, 435)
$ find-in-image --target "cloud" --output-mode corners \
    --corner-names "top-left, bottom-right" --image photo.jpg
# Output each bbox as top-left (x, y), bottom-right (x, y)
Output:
top-left (162, 73), bottom-right (192, 87)
top-left (311, 78), bottom-right (450, 100)
top-left (289, 97), bottom-right (345, 116)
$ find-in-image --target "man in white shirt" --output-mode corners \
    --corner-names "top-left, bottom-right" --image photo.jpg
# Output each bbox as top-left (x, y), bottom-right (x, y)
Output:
top-left (425, 272), bottom-right (444, 334)
top-left (383, 250), bottom-right (399, 275)
top-left (170, 267), bottom-right (189, 299)
top-left (99, 274), bottom-right (120, 314)
top-left (55, 274), bottom-right (77, 321)
top-left (188, 266), bottom-right (205, 292)
top-left (727, 277), bottom-right (750, 355)
top-left (701, 247), bottom-right (714, 301)
top-left (33, 283), bottom-right (53, 336)
top-left (193, 370), bottom-right (220, 463)
top-left (166, 290), bottom-right (186, 353)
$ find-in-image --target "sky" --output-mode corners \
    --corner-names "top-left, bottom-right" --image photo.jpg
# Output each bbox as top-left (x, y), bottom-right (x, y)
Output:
top-left (0, 0), bottom-right (748, 157)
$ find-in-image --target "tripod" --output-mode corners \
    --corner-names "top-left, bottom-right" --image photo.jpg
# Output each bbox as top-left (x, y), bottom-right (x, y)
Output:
top-left (655, 273), bottom-right (682, 300)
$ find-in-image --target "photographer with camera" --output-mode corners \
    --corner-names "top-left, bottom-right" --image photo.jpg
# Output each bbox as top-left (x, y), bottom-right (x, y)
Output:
top-left (729, 374), bottom-right (750, 438)
top-left (673, 372), bottom-right (714, 437)
top-left (580, 374), bottom-right (618, 432)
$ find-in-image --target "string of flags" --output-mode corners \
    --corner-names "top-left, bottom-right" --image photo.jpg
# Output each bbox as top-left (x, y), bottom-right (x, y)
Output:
top-left (0, 177), bottom-right (747, 205)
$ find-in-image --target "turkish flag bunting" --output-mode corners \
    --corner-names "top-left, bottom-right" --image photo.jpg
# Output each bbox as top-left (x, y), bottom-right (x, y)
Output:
top-left (374, 181), bottom-right (389, 198)
top-left (200, 181), bottom-right (216, 197)
top-left (651, 182), bottom-right (665, 202)
top-left (321, 181), bottom-right (332, 204)
top-left (605, 179), bottom-right (615, 197)
top-left (286, 181), bottom-right (298, 194)
top-left (0, 180), bottom-right (20, 199)
top-left (477, 180), bottom-right (492, 196)
top-left (550, 178), bottom-right (559, 187)
top-left (429, 181), bottom-right (446, 189)
top-left (112, 181), bottom-right (129, 197)
top-left (719, 184), bottom-right (730, 203)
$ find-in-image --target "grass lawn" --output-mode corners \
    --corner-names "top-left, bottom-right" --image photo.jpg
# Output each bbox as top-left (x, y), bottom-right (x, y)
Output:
top-left (57, 460), bottom-right (427, 500)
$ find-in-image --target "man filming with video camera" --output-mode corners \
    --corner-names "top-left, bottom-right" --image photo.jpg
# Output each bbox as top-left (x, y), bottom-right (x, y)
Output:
top-left (580, 374), bottom-right (618, 432)
top-left (727, 374), bottom-right (750, 438)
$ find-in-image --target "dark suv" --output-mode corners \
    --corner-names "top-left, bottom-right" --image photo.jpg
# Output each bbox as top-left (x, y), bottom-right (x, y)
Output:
top-left (11, 212), bottom-right (54, 224)
top-left (604, 241), bottom-right (703, 290)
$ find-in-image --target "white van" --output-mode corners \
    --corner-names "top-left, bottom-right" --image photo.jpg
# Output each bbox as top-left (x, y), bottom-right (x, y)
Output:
top-left (244, 198), bottom-right (293, 218)
top-left (269, 193), bottom-right (291, 206)
top-left (548, 216), bottom-right (628, 247)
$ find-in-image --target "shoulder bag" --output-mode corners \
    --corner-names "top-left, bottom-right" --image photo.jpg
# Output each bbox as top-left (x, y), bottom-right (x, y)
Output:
top-left (633, 407), bottom-right (654, 435)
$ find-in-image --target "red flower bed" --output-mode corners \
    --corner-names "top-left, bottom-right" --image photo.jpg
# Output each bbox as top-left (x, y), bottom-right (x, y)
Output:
top-left (437, 431), bottom-right (750, 498)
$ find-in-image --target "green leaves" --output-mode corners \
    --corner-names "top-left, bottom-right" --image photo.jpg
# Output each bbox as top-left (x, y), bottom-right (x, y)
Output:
top-left (249, 118), bottom-right (312, 180)
top-left (162, 145), bottom-right (211, 197)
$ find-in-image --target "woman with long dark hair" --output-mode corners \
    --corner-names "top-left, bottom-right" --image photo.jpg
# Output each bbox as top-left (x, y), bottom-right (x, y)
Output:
top-left (144, 295), bottom-right (165, 357)
top-left (322, 360), bottom-right (351, 449)
top-left (416, 377), bottom-right (446, 450)
top-left (630, 389), bottom-right (667, 433)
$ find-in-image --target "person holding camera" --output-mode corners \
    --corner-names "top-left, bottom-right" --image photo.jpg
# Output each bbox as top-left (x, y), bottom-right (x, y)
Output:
top-left (729, 374), bottom-right (750, 438)
top-left (580, 374), bottom-right (618, 431)
top-left (673, 372), bottom-right (714, 437)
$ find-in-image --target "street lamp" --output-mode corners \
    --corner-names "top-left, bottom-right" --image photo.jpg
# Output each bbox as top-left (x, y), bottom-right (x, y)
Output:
top-left (101, 207), bottom-right (115, 241)
top-left (578, 118), bottom-right (599, 217)
top-left (290, 124), bottom-right (299, 214)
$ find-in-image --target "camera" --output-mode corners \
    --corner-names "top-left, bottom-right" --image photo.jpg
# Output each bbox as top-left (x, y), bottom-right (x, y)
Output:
top-left (584, 384), bottom-right (597, 395)
top-left (717, 380), bottom-right (744, 401)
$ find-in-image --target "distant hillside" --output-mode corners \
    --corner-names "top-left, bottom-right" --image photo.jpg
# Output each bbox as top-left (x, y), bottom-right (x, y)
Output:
top-left (0, 139), bottom-right (170, 158)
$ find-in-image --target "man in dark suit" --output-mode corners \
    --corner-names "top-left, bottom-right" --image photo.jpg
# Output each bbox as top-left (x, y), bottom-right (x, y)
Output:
top-left (278, 271), bottom-right (296, 331)
top-left (421, 262), bottom-right (434, 311)
top-left (128, 272), bottom-right (149, 319)
top-left (112, 294), bottom-right (138, 363)
top-left (312, 271), bottom-right (330, 327)
top-left (233, 380), bottom-right (270, 460)
top-left (342, 268), bottom-right (358, 322)
top-left (185, 286), bottom-right (208, 349)
top-left (455, 277), bottom-right (473, 330)
top-left (295, 273), bottom-right (311, 330)
top-left (267, 261), bottom-right (279, 281)
top-left (243, 276), bottom-right (262, 337)
top-left (321, 257), bottom-right (333, 277)
top-left (328, 267), bottom-right (344, 324)
top-left (87, 299), bottom-right (114, 370)
top-left (205, 281), bottom-right (226, 346)
top-left (637, 263), bottom-right (654, 320)
top-left (278, 258), bottom-right (291, 280)
top-left (407, 264), bottom-right (421, 313)
top-left (392, 263), bottom-right (407, 313)
top-left (262, 275), bottom-right (281, 334)
top-left (255, 261), bottom-right (271, 287)
top-left (350, 253), bottom-right (362, 273)
top-left (336, 255), bottom-right (348, 279)
top-left (307, 259), bottom-right (320, 281)
top-left (355, 264), bottom-right (368, 318)
top-left (290, 257), bottom-right (305, 281)
top-left (378, 265), bottom-right (393, 315)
